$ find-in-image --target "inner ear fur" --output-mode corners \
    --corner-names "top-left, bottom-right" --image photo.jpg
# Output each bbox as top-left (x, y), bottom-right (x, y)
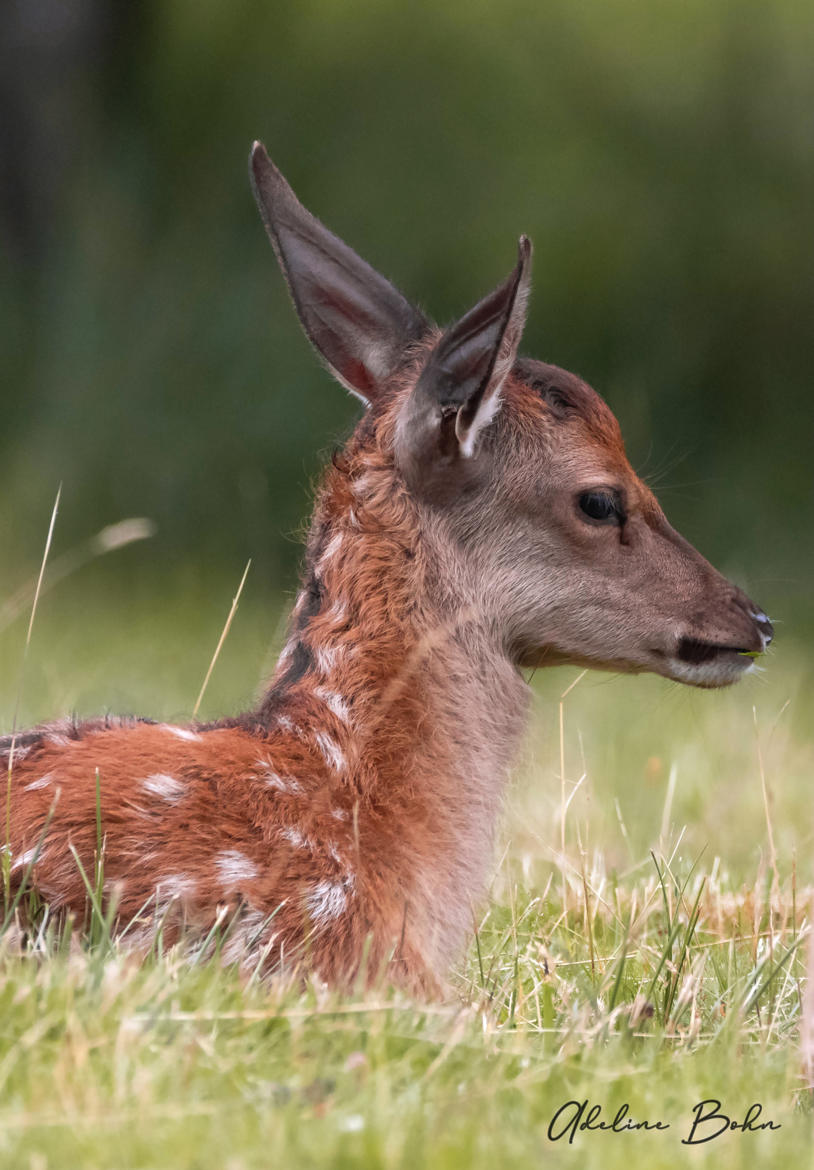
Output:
top-left (397, 236), bottom-right (532, 482)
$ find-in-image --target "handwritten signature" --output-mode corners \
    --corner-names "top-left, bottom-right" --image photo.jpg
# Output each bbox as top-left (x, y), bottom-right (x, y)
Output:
top-left (546, 1099), bottom-right (781, 1144)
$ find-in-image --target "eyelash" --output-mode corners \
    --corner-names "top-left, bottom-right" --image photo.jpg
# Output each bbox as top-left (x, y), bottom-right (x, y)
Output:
top-left (577, 490), bottom-right (625, 526)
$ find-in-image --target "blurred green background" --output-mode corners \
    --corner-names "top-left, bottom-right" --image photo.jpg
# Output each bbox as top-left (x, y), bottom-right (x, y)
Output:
top-left (1, 0), bottom-right (812, 674)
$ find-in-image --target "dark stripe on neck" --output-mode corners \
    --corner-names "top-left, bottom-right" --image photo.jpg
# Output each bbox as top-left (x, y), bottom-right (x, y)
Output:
top-left (296, 571), bottom-right (324, 631)
top-left (252, 566), bottom-right (327, 726)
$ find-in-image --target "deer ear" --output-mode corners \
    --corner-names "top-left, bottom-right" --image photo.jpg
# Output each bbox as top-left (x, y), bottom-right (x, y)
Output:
top-left (250, 142), bottom-right (429, 405)
top-left (399, 237), bottom-right (531, 477)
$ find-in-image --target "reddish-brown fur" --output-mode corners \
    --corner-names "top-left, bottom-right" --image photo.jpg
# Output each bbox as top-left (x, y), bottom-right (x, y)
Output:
top-left (3, 380), bottom-right (520, 992)
top-left (1, 146), bottom-right (772, 994)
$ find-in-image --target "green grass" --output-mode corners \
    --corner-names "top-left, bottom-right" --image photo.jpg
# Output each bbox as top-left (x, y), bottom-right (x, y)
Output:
top-left (1, 567), bottom-right (813, 1168)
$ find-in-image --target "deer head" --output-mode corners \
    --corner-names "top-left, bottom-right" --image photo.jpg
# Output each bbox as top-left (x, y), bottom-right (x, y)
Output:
top-left (251, 143), bottom-right (772, 690)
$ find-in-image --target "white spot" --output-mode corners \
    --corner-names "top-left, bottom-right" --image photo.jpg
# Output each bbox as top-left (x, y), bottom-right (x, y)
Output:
top-left (256, 762), bottom-right (302, 794)
top-left (276, 715), bottom-right (305, 737)
top-left (158, 873), bottom-right (197, 901)
top-left (142, 773), bottom-right (186, 803)
top-left (348, 509), bottom-right (360, 529)
top-left (282, 826), bottom-right (310, 850)
top-left (215, 850), bottom-right (259, 887)
top-left (11, 847), bottom-right (40, 872)
top-left (353, 472), bottom-right (376, 498)
top-left (331, 807), bottom-right (348, 821)
top-left (308, 878), bottom-right (351, 924)
top-left (313, 644), bottom-right (339, 675)
top-left (47, 734), bottom-right (71, 748)
top-left (314, 731), bottom-right (346, 773)
top-left (315, 687), bottom-right (352, 726)
top-left (162, 725), bottom-right (201, 742)
top-left (325, 599), bottom-right (349, 626)
top-left (318, 531), bottom-right (344, 570)
top-left (24, 773), bottom-right (54, 792)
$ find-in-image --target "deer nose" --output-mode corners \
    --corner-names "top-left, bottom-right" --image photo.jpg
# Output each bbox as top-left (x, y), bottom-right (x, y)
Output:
top-left (753, 611), bottom-right (773, 649)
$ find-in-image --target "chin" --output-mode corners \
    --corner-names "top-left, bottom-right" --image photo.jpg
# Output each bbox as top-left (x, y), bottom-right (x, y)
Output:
top-left (660, 651), bottom-right (757, 689)
top-left (521, 644), bottom-right (759, 689)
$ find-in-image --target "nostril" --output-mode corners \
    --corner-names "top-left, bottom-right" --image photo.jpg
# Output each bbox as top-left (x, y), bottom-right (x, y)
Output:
top-left (753, 611), bottom-right (774, 647)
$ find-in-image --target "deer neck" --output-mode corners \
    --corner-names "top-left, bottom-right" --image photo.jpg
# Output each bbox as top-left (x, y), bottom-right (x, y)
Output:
top-left (253, 462), bottom-right (530, 961)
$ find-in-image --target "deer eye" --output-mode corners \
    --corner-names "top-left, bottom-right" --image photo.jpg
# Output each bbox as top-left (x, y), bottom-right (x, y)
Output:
top-left (578, 490), bottom-right (624, 525)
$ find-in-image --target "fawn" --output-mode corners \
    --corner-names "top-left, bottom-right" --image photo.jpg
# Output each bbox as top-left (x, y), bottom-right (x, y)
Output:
top-left (1, 143), bottom-right (772, 993)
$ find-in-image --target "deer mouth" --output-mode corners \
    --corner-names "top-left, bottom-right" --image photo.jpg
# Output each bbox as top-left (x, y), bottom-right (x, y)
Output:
top-left (662, 636), bottom-right (762, 688)
top-left (676, 637), bottom-right (758, 666)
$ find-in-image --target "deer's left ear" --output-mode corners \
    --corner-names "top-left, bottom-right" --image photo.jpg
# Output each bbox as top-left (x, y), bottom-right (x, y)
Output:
top-left (398, 237), bottom-right (531, 479)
